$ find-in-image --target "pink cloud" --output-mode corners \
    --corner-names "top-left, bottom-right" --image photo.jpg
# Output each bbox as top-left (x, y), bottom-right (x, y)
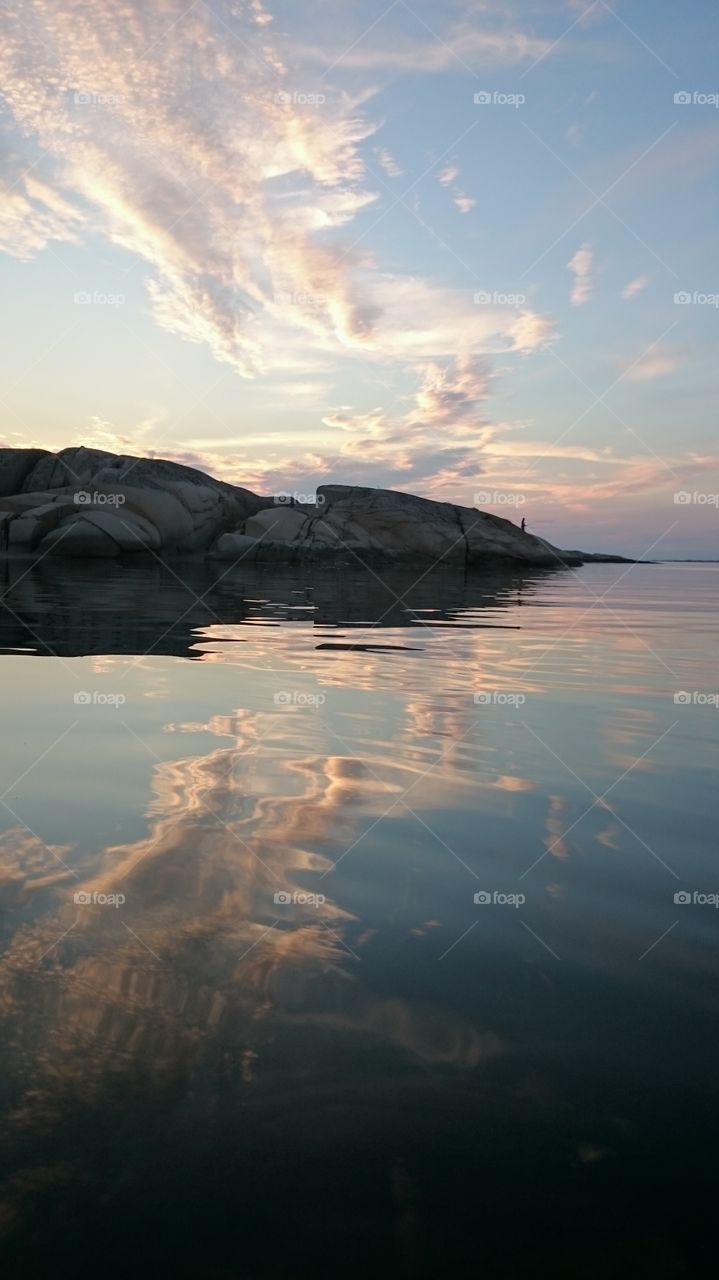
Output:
top-left (453, 193), bottom-right (476, 214)
top-left (624, 352), bottom-right (682, 382)
top-left (621, 274), bottom-right (650, 300)
top-left (567, 242), bottom-right (594, 306)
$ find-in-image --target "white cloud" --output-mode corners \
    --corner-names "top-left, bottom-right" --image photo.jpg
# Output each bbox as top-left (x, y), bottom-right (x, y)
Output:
top-left (366, 276), bottom-right (554, 359)
top-left (567, 242), bottom-right (594, 306)
top-left (0, 0), bottom-right (553, 386)
top-left (453, 193), bottom-right (476, 213)
top-left (301, 22), bottom-right (550, 74)
top-left (376, 148), bottom-right (403, 178)
top-left (624, 352), bottom-right (681, 382)
top-left (0, 160), bottom-right (82, 259)
top-left (0, 1), bottom-right (383, 375)
top-left (621, 274), bottom-right (649, 300)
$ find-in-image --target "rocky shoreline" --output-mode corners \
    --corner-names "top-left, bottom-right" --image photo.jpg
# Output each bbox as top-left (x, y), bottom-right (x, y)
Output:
top-left (0, 446), bottom-right (632, 567)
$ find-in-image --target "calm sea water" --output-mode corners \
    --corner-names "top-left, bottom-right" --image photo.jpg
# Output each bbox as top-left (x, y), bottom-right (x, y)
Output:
top-left (0, 558), bottom-right (717, 1277)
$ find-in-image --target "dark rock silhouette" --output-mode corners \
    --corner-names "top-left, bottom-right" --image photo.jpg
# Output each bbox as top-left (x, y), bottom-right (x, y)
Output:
top-left (0, 446), bottom-right (630, 565)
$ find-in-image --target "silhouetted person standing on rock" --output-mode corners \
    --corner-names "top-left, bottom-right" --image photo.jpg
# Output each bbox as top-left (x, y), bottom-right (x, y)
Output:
top-left (521, 517), bottom-right (526, 533)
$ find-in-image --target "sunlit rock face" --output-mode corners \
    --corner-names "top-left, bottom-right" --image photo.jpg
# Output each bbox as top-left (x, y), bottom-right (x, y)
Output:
top-left (316, 485), bottom-right (578, 566)
top-left (216, 485), bottom-right (595, 567)
top-left (0, 449), bottom-right (626, 564)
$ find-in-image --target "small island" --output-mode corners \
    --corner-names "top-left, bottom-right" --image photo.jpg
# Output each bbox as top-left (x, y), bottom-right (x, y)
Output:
top-left (0, 446), bottom-right (631, 567)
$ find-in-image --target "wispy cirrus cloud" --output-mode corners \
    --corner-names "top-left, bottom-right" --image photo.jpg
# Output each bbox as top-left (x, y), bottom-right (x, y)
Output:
top-left (436, 163), bottom-right (474, 213)
top-left (621, 274), bottom-right (649, 300)
top-left (0, 1), bottom-right (382, 376)
top-left (567, 241), bottom-right (594, 306)
top-left (0, 0), bottom-right (552, 389)
top-left (624, 351), bottom-right (682, 382)
top-left (300, 16), bottom-right (551, 75)
top-left (376, 147), bottom-right (403, 178)
top-left (0, 163), bottom-right (82, 259)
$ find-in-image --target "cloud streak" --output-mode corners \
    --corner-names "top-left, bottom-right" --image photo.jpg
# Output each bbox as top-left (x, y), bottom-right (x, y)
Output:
top-left (567, 242), bottom-right (594, 306)
top-left (0, 0), bottom-right (552, 388)
top-left (0, 1), bottom-right (383, 375)
top-left (621, 274), bottom-right (649, 300)
top-left (301, 17), bottom-right (550, 74)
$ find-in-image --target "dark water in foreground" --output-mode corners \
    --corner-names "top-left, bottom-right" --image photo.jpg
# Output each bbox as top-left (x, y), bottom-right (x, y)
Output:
top-left (0, 557), bottom-right (718, 1277)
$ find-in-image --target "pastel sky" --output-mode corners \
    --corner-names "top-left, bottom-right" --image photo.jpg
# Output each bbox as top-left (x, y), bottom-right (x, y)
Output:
top-left (0, 0), bottom-right (717, 556)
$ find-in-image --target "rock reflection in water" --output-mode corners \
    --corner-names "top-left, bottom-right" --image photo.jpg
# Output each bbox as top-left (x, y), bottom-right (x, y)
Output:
top-left (0, 556), bottom-right (550, 658)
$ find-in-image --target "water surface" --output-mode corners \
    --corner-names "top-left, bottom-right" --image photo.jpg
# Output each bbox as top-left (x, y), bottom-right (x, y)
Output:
top-left (1, 559), bottom-right (717, 1277)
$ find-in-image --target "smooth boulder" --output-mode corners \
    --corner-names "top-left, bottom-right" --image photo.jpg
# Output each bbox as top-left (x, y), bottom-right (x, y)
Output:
top-left (0, 447), bottom-right (265, 556)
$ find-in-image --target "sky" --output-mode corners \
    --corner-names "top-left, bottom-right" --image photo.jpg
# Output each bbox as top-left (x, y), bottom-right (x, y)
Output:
top-left (0, 0), bottom-right (717, 557)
